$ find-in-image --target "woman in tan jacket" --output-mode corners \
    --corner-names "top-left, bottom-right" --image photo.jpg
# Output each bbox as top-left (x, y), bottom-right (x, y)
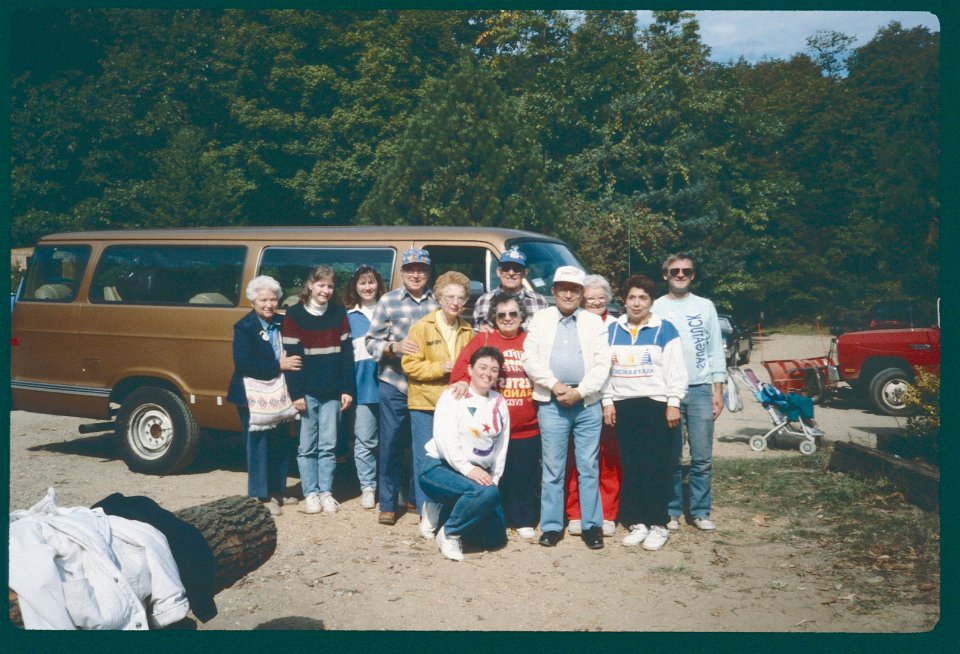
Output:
top-left (402, 271), bottom-right (474, 538)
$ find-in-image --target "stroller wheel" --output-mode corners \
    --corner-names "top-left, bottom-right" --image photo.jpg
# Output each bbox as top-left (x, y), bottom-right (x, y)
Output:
top-left (749, 436), bottom-right (767, 452)
top-left (799, 440), bottom-right (817, 455)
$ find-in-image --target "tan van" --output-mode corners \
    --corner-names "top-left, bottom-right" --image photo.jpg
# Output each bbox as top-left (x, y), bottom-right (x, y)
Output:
top-left (11, 226), bottom-right (583, 474)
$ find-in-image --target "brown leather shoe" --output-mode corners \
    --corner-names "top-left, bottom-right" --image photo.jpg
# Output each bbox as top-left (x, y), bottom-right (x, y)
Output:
top-left (378, 511), bottom-right (396, 525)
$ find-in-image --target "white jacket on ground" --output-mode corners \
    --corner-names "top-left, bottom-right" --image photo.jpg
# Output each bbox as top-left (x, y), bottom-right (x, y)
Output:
top-left (9, 487), bottom-right (190, 630)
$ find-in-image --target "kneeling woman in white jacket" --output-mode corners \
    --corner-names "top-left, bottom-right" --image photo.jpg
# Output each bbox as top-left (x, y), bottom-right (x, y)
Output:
top-left (418, 346), bottom-right (511, 561)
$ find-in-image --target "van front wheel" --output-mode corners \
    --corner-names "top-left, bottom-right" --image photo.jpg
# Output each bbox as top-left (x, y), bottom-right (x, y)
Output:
top-left (117, 387), bottom-right (200, 474)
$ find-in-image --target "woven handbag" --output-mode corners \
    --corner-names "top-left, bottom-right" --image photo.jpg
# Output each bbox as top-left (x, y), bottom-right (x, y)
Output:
top-left (243, 375), bottom-right (298, 431)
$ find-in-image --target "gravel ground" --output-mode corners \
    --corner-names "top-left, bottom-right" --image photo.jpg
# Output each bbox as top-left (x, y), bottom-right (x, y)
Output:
top-left (7, 332), bottom-right (938, 632)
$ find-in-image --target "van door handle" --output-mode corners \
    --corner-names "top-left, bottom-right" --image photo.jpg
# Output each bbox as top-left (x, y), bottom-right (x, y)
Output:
top-left (909, 344), bottom-right (932, 350)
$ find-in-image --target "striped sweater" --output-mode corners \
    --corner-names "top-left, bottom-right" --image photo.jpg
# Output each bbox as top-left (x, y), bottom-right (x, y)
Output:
top-left (281, 302), bottom-right (356, 402)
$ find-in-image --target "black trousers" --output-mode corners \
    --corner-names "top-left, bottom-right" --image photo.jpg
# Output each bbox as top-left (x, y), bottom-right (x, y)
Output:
top-left (615, 397), bottom-right (676, 529)
top-left (499, 435), bottom-right (542, 528)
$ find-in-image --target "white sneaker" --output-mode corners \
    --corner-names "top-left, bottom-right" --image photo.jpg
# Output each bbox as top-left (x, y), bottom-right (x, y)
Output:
top-left (304, 492), bottom-right (322, 514)
top-left (360, 487), bottom-right (376, 510)
top-left (436, 527), bottom-right (463, 561)
top-left (261, 497), bottom-right (282, 517)
top-left (319, 492), bottom-right (339, 514)
top-left (420, 501), bottom-right (441, 539)
top-left (642, 526), bottom-right (670, 551)
top-left (567, 519), bottom-right (582, 536)
top-left (693, 516), bottom-right (716, 531)
top-left (602, 520), bottom-right (616, 537)
top-left (516, 527), bottom-right (536, 539)
top-left (667, 517), bottom-right (681, 531)
top-left (622, 524), bottom-right (649, 547)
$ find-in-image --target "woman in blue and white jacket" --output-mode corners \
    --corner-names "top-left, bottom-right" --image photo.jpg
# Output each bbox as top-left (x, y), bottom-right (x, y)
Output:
top-left (344, 265), bottom-right (388, 510)
top-left (601, 274), bottom-right (687, 552)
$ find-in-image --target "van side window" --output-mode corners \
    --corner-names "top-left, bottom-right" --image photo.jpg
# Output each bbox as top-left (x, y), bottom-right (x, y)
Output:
top-left (259, 247), bottom-right (395, 306)
top-left (421, 245), bottom-right (492, 292)
top-left (20, 245), bottom-right (90, 302)
top-left (90, 245), bottom-right (246, 306)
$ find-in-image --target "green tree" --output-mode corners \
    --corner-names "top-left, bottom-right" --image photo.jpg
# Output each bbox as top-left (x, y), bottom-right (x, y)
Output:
top-left (357, 55), bottom-right (559, 229)
top-left (843, 23), bottom-right (939, 301)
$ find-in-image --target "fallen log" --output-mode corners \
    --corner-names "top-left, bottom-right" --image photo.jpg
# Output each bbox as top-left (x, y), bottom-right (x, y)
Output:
top-left (10, 495), bottom-right (276, 628)
top-left (828, 440), bottom-right (939, 511)
top-left (174, 494), bottom-right (277, 594)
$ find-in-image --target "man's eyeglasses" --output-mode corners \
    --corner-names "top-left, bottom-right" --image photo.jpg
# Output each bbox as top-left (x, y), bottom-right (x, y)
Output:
top-left (668, 267), bottom-right (694, 278)
top-left (499, 264), bottom-right (525, 274)
top-left (496, 310), bottom-right (520, 320)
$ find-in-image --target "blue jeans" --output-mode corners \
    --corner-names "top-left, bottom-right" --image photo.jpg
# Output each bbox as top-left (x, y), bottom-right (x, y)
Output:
top-left (669, 383), bottom-right (715, 519)
top-left (297, 395), bottom-right (340, 496)
top-left (238, 407), bottom-right (290, 499)
top-left (419, 457), bottom-right (506, 548)
top-left (378, 382), bottom-right (411, 512)
top-left (537, 399), bottom-right (603, 533)
top-left (353, 403), bottom-right (379, 491)
top-left (410, 409), bottom-right (435, 511)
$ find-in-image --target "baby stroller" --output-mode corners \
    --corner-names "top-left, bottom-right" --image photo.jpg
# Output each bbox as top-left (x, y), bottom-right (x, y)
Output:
top-left (734, 368), bottom-right (825, 455)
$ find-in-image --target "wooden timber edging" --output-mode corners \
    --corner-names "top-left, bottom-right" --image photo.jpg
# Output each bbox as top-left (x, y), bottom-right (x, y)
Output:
top-left (828, 440), bottom-right (939, 511)
top-left (10, 495), bottom-right (277, 628)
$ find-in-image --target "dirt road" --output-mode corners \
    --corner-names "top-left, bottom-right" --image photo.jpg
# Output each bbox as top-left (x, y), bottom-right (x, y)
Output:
top-left (7, 333), bottom-right (938, 631)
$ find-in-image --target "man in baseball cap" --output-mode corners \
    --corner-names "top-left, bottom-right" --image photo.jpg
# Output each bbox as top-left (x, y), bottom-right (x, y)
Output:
top-left (472, 247), bottom-right (548, 332)
top-left (364, 247), bottom-right (438, 525)
top-left (522, 264), bottom-right (611, 550)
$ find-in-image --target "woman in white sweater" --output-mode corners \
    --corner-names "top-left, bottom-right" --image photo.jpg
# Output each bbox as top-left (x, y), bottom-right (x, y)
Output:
top-left (418, 346), bottom-right (511, 561)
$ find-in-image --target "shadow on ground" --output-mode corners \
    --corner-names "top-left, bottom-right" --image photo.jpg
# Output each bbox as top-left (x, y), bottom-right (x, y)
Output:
top-left (254, 616), bottom-right (326, 630)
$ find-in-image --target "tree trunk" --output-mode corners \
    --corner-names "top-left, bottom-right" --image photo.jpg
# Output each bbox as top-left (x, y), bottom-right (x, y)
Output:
top-left (173, 495), bottom-right (277, 594)
top-left (10, 495), bottom-right (277, 628)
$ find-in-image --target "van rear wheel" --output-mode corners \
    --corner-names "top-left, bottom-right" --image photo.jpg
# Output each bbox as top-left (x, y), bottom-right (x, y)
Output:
top-left (117, 387), bottom-right (200, 474)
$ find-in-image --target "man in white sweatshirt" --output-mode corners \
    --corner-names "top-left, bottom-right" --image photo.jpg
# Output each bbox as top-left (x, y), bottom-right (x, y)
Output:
top-left (651, 254), bottom-right (726, 531)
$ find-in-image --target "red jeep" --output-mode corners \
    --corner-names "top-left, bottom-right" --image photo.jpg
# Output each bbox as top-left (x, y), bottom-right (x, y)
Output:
top-left (830, 300), bottom-right (940, 416)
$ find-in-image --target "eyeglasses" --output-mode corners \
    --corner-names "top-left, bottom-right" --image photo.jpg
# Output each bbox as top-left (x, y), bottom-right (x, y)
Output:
top-left (402, 267), bottom-right (429, 277)
top-left (441, 295), bottom-right (466, 305)
top-left (668, 267), bottom-right (694, 278)
top-left (496, 310), bottom-right (520, 319)
top-left (583, 297), bottom-right (607, 306)
top-left (499, 264), bottom-right (525, 274)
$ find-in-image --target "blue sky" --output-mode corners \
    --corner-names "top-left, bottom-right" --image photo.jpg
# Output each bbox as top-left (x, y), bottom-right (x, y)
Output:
top-left (634, 10), bottom-right (941, 64)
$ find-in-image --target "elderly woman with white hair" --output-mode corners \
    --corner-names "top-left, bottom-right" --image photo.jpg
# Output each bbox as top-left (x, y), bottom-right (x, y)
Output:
top-left (227, 275), bottom-right (303, 516)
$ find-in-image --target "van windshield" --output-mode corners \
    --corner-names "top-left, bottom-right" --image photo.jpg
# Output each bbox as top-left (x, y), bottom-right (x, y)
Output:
top-left (507, 239), bottom-right (585, 300)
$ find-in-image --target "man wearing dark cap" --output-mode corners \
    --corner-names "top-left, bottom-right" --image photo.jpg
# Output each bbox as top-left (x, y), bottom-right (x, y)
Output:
top-left (472, 247), bottom-right (548, 332)
top-left (365, 248), bottom-right (438, 525)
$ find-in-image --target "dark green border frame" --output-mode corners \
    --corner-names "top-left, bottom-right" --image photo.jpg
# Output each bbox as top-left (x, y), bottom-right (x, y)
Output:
top-left (1, 1), bottom-right (953, 651)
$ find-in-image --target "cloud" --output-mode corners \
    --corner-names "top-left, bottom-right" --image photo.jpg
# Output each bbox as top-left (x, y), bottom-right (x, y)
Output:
top-left (635, 10), bottom-right (940, 64)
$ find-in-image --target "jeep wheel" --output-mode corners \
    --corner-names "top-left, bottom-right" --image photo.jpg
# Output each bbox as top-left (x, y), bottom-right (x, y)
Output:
top-left (868, 368), bottom-right (913, 417)
top-left (117, 387), bottom-right (200, 474)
